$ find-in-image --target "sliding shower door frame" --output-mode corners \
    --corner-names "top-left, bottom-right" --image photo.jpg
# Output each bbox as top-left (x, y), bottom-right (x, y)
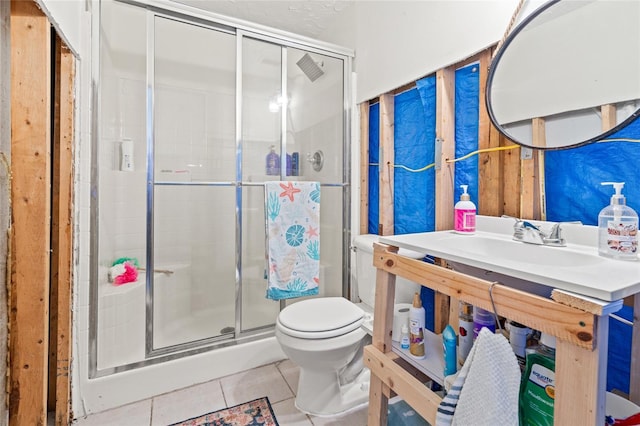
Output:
top-left (89, 0), bottom-right (354, 378)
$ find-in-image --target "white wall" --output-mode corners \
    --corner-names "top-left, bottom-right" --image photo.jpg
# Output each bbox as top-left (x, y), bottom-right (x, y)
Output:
top-left (322, 0), bottom-right (522, 103)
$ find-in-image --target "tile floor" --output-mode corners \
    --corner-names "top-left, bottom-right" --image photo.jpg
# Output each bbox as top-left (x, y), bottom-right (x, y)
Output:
top-left (72, 359), bottom-right (372, 425)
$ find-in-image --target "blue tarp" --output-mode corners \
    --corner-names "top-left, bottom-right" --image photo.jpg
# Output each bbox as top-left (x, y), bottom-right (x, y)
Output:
top-left (454, 64), bottom-right (480, 205)
top-left (546, 116), bottom-right (640, 394)
top-left (394, 83), bottom-right (436, 234)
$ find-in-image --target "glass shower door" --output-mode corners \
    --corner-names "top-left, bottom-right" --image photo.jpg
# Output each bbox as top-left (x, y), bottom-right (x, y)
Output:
top-left (150, 17), bottom-right (237, 352)
top-left (240, 35), bottom-right (348, 330)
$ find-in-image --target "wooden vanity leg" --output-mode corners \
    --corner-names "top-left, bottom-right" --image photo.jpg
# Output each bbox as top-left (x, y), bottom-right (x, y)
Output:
top-left (368, 248), bottom-right (397, 425)
top-left (368, 376), bottom-right (389, 426)
top-left (554, 314), bottom-right (608, 426)
top-left (630, 294), bottom-right (640, 404)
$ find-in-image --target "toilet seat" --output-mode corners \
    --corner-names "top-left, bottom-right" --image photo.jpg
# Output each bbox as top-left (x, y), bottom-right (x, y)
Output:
top-left (278, 297), bottom-right (364, 339)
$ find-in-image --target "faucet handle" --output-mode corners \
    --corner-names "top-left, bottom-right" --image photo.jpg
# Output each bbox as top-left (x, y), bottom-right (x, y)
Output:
top-left (549, 223), bottom-right (562, 239)
top-left (544, 223), bottom-right (566, 246)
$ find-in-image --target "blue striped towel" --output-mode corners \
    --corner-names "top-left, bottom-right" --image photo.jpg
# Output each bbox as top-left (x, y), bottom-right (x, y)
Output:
top-left (265, 181), bottom-right (320, 300)
top-left (436, 327), bottom-right (520, 425)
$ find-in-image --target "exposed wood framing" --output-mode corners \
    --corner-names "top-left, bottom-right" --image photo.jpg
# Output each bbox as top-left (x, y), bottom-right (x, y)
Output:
top-left (434, 66), bottom-right (455, 332)
top-left (502, 134), bottom-right (521, 218)
top-left (532, 118), bottom-right (546, 220)
top-left (478, 49), bottom-right (503, 216)
top-left (9, 1), bottom-right (51, 424)
top-left (50, 36), bottom-right (75, 426)
top-left (601, 104), bottom-right (617, 131)
top-left (0, 0), bottom-right (11, 422)
top-left (359, 102), bottom-right (370, 235)
top-left (519, 117), bottom-right (547, 221)
top-left (378, 94), bottom-right (394, 236)
top-left (434, 66), bottom-right (455, 231)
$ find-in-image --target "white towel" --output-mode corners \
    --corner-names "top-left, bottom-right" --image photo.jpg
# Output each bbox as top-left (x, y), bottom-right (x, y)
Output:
top-left (436, 327), bottom-right (521, 426)
top-left (265, 181), bottom-right (320, 300)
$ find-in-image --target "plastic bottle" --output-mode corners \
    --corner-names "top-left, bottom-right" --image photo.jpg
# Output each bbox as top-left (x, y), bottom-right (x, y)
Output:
top-left (285, 152), bottom-right (293, 176)
top-left (598, 182), bottom-right (638, 260)
top-left (442, 324), bottom-right (457, 377)
top-left (454, 184), bottom-right (476, 234)
top-left (291, 152), bottom-right (299, 176)
top-left (409, 292), bottom-right (426, 359)
top-left (400, 324), bottom-right (410, 350)
top-left (519, 332), bottom-right (556, 426)
top-left (458, 302), bottom-right (473, 366)
top-left (266, 145), bottom-right (280, 176)
top-left (508, 320), bottom-right (531, 370)
top-left (473, 307), bottom-right (496, 339)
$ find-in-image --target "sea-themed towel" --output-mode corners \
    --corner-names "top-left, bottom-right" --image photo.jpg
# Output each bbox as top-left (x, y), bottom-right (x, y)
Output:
top-left (436, 327), bottom-right (521, 426)
top-left (265, 181), bottom-right (320, 300)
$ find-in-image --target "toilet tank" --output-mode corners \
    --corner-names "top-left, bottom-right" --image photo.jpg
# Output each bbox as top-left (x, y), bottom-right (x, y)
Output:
top-left (352, 234), bottom-right (422, 308)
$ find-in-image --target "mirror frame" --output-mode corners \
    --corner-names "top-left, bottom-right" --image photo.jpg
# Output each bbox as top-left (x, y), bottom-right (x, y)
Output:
top-left (485, 0), bottom-right (640, 151)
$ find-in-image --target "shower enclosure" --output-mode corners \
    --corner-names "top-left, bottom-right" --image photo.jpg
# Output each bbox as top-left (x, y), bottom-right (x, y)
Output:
top-left (91, 0), bottom-right (352, 376)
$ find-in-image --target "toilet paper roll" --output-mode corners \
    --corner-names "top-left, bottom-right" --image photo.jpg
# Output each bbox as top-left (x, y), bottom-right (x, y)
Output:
top-left (392, 303), bottom-right (412, 342)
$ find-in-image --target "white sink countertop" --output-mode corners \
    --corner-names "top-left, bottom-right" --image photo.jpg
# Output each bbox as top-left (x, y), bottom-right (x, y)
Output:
top-left (378, 216), bottom-right (640, 301)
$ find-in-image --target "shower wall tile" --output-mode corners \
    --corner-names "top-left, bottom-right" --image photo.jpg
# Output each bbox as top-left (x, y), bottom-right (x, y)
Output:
top-left (76, 304), bottom-right (90, 333)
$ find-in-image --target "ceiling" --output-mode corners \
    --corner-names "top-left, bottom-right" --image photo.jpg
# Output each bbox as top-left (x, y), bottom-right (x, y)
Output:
top-left (171, 0), bottom-right (354, 38)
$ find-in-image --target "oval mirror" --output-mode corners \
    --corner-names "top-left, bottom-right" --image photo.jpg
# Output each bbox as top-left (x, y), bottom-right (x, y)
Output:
top-left (486, 0), bottom-right (640, 150)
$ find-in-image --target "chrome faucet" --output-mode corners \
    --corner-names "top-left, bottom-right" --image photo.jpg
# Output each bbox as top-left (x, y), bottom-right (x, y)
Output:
top-left (504, 216), bottom-right (566, 247)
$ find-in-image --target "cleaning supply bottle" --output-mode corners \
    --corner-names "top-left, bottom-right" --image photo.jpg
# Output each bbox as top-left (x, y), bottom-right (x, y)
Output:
top-left (598, 182), bottom-right (638, 260)
top-left (409, 292), bottom-right (426, 359)
top-left (400, 324), bottom-right (410, 350)
top-left (458, 302), bottom-right (473, 366)
top-left (519, 332), bottom-right (556, 426)
top-left (473, 307), bottom-right (496, 339)
top-left (454, 184), bottom-right (476, 234)
top-left (442, 324), bottom-right (457, 377)
top-left (266, 145), bottom-right (280, 176)
top-left (508, 320), bottom-right (531, 370)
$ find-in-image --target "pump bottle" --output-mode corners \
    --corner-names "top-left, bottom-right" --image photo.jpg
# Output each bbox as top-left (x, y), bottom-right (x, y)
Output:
top-left (454, 185), bottom-right (476, 234)
top-left (266, 145), bottom-right (280, 176)
top-left (598, 182), bottom-right (638, 260)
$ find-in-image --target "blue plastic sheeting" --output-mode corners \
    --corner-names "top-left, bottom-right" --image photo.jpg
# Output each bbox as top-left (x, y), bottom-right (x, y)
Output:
top-left (546, 116), bottom-right (640, 394)
top-left (394, 85), bottom-right (436, 234)
top-left (454, 64), bottom-right (480, 205)
top-left (368, 102), bottom-right (380, 234)
top-left (546, 117), bottom-right (640, 225)
top-left (608, 306), bottom-right (633, 394)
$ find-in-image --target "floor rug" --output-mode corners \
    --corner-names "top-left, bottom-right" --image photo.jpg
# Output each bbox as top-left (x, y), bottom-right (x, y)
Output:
top-left (171, 397), bottom-right (279, 426)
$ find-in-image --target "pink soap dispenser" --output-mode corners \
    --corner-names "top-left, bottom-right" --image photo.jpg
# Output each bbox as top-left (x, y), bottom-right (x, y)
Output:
top-left (454, 184), bottom-right (476, 234)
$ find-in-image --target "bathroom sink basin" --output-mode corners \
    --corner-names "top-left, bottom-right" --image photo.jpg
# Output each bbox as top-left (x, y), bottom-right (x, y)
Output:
top-left (378, 216), bottom-right (640, 301)
top-left (434, 233), bottom-right (604, 268)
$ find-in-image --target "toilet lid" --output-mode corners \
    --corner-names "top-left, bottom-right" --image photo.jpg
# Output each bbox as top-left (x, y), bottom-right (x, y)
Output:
top-left (279, 297), bottom-right (364, 335)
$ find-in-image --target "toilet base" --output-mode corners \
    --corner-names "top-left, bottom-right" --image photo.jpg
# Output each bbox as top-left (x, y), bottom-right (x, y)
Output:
top-left (295, 367), bottom-right (370, 417)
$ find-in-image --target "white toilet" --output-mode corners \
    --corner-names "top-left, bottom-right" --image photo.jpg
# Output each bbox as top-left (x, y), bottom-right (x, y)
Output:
top-left (275, 234), bottom-right (423, 416)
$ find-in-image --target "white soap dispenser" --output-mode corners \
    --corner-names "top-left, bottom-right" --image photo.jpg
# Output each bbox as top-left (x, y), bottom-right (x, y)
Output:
top-left (454, 184), bottom-right (476, 234)
top-left (598, 182), bottom-right (638, 260)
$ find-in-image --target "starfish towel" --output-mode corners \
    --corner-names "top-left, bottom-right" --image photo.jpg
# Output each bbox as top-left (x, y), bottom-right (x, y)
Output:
top-left (265, 181), bottom-right (320, 300)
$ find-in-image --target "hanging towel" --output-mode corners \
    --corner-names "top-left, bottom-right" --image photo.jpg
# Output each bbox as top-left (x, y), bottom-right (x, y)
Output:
top-left (265, 181), bottom-right (321, 300)
top-left (436, 327), bottom-right (521, 426)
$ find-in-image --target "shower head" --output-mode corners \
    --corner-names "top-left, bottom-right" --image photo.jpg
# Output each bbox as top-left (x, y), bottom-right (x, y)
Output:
top-left (296, 53), bottom-right (324, 82)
